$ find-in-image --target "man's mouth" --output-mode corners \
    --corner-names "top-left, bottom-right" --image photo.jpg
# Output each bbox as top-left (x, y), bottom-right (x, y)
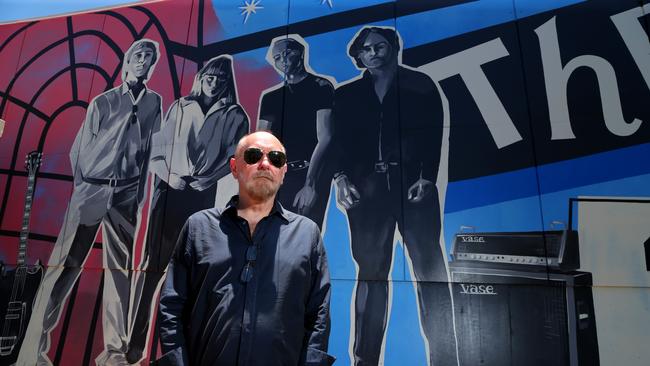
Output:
top-left (253, 174), bottom-right (273, 181)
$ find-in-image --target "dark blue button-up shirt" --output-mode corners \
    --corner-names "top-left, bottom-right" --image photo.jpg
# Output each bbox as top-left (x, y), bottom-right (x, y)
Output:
top-left (158, 196), bottom-right (334, 366)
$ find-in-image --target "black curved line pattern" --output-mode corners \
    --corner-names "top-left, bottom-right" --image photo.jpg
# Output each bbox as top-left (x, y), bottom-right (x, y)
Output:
top-left (0, 69), bottom-right (96, 223)
top-left (197, 0), bottom-right (205, 69)
top-left (6, 87), bottom-right (92, 187)
top-left (20, 64), bottom-right (106, 161)
top-left (0, 91), bottom-right (50, 121)
top-left (133, 5), bottom-right (184, 99)
top-left (66, 17), bottom-right (79, 102)
top-left (0, 29), bottom-right (124, 116)
top-left (97, 10), bottom-right (139, 39)
top-left (25, 64), bottom-right (109, 122)
top-left (0, 21), bottom-right (36, 53)
top-left (38, 100), bottom-right (90, 152)
top-left (2, 30), bottom-right (123, 200)
top-left (139, 19), bottom-right (154, 38)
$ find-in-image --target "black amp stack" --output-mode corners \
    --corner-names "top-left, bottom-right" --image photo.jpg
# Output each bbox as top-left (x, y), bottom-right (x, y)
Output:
top-left (449, 229), bottom-right (599, 366)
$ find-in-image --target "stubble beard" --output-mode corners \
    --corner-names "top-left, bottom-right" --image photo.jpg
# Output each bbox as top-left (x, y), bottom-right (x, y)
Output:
top-left (245, 175), bottom-right (281, 201)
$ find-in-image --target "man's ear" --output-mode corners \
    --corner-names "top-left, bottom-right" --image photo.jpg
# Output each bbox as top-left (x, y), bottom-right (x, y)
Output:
top-left (229, 157), bottom-right (238, 179)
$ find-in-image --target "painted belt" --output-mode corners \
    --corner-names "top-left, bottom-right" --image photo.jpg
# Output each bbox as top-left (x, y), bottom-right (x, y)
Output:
top-left (82, 175), bottom-right (139, 187)
top-left (374, 161), bottom-right (399, 173)
top-left (287, 159), bottom-right (309, 171)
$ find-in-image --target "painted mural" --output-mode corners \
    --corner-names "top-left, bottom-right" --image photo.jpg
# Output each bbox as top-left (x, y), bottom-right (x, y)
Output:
top-left (0, 0), bottom-right (649, 365)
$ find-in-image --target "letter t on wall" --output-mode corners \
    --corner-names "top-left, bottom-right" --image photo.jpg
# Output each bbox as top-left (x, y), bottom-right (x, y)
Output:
top-left (419, 38), bottom-right (523, 149)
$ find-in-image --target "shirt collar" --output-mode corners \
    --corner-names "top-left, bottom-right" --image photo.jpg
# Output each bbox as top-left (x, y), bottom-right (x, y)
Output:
top-left (180, 97), bottom-right (230, 116)
top-left (121, 83), bottom-right (147, 104)
top-left (222, 195), bottom-right (289, 222)
top-left (205, 97), bottom-right (229, 116)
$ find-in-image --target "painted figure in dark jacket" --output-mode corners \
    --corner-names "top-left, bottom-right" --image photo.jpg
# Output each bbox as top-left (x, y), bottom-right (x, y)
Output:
top-left (127, 55), bottom-right (249, 363)
top-left (158, 131), bottom-right (334, 366)
top-left (317, 27), bottom-right (457, 365)
top-left (258, 34), bottom-right (335, 229)
top-left (18, 39), bottom-right (162, 366)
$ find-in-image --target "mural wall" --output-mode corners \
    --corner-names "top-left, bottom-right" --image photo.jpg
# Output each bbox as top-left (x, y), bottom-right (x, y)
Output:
top-left (1, 0), bottom-right (649, 364)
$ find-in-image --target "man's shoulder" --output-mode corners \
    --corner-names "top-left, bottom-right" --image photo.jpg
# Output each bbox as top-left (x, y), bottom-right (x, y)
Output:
top-left (186, 207), bottom-right (223, 228)
top-left (280, 207), bottom-right (320, 234)
top-left (92, 86), bottom-right (121, 104)
top-left (335, 75), bottom-right (366, 98)
top-left (261, 83), bottom-right (285, 101)
top-left (310, 74), bottom-right (334, 90)
top-left (399, 66), bottom-right (436, 91)
top-left (143, 88), bottom-right (162, 103)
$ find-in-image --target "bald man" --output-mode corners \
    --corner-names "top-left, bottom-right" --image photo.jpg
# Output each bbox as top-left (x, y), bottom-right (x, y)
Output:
top-left (157, 132), bottom-right (335, 366)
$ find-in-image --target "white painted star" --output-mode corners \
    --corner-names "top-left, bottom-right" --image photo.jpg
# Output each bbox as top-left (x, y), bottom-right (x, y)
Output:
top-left (239, 0), bottom-right (264, 24)
top-left (320, 0), bottom-right (333, 8)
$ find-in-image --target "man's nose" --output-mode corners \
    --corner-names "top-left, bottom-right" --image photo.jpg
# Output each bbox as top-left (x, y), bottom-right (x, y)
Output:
top-left (257, 156), bottom-right (272, 169)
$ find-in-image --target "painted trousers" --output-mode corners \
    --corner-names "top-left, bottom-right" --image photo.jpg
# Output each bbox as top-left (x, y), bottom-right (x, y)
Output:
top-left (128, 178), bottom-right (216, 362)
top-left (347, 172), bottom-right (457, 366)
top-left (17, 181), bottom-right (139, 366)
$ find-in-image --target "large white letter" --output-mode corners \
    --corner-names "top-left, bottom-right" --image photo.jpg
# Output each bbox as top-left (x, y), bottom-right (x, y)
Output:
top-left (611, 4), bottom-right (650, 92)
top-left (419, 38), bottom-right (523, 149)
top-left (535, 16), bottom-right (642, 139)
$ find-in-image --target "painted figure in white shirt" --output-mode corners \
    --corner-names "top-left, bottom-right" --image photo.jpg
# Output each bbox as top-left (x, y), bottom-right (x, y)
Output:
top-left (127, 55), bottom-right (249, 364)
top-left (17, 39), bottom-right (163, 366)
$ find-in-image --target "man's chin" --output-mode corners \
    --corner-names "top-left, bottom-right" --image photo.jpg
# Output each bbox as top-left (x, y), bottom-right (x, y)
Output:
top-left (249, 190), bottom-right (277, 201)
top-left (246, 182), bottom-right (280, 201)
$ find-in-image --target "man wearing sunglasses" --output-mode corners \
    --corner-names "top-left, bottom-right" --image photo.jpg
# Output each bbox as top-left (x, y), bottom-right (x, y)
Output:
top-left (157, 131), bottom-right (335, 366)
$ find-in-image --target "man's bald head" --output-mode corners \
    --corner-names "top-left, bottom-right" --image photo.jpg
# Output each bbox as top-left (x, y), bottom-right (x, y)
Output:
top-left (231, 131), bottom-right (287, 203)
top-left (235, 131), bottom-right (286, 158)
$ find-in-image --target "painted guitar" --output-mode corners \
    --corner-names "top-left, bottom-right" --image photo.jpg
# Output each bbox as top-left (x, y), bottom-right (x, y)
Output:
top-left (0, 151), bottom-right (44, 363)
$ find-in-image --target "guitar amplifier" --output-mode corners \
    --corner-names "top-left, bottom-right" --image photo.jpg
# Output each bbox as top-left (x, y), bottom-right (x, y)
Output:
top-left (449, 267), bottom-right (599, 366)
top-left (451, 230), bottom-right (579, 270)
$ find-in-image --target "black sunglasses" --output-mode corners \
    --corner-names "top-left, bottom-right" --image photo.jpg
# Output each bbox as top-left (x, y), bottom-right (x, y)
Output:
top-left (243, 147), bottom-right (287, 168)
top-left (240, 245), bottom-right (257, 283)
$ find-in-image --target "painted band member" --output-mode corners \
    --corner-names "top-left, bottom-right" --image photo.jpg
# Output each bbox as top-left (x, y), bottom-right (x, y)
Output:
top-left (127, 55), bottom-right (249, 363)
top-left (18, 39), bottom-right (162, 366)
top-left (328, 27), bottom-right (457, 365)
top-left (258, 35), bottom-right (335, 229)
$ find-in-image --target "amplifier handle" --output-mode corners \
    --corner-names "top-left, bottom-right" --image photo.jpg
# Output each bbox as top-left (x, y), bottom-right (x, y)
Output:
top-left (459, 225), bottom-right (475, 233)
top-left (643, 238), bottom-right (650, 271)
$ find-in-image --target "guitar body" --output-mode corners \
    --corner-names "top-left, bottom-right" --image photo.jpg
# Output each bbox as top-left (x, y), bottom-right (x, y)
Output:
top-left (0, 263), bottom-right (44, 364)
top-left (0, 151), bottom-right (45, 364)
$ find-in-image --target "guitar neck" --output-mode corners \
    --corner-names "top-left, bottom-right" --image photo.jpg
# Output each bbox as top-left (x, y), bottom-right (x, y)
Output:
top-left (17, 168), bottom-right (37, 267)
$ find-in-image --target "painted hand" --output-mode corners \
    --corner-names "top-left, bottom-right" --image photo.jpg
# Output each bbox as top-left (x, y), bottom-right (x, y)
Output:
top-left (293, 184), bottom-right (316, 214)
top-left (407, 178), bottom-right (433, 203)
top-left (168, 173), bottom-right (186, 190)
top-left (187, 177), bottom-right (203, 191)
top-left (335, 174), bottom-right (360, 209)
